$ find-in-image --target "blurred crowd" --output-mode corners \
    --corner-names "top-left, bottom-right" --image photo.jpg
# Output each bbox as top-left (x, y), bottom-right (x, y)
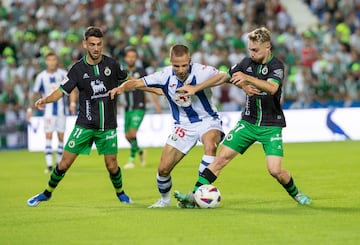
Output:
top-left (0, 0), bottom-right (359, 147)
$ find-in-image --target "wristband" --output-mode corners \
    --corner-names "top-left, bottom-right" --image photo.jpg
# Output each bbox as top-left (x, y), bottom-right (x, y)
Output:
top-left (27, 108), bottom-right (32, 113)
top-left (70, 102), bottom-right (76, 107)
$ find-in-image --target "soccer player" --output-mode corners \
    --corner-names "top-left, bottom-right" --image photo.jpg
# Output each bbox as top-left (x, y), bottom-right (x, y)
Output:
top-left (174, 27), bottom-right (312, 207)
top-left (109, 44), bottom-right (225, 208)
top-left (26, 51), bottom-right (74, 174)
top-left (122, 46), bottom-right (162, 169)
top-left (27, 26), bottom-right (133, 207)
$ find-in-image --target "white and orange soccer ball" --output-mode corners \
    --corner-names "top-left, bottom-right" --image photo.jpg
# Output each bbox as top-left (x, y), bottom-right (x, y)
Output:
top-left (193, 184), bottom-right (221, 208)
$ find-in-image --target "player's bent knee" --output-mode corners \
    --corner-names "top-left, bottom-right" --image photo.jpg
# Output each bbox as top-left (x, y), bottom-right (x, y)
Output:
top-left (203, 144), bottom-right (218, 155)
top-left (104, 158), bottom-right (118, 174)
top-left (106, 164), bottom-right (119, 174)
top-left (268, 169), bottom-right (282, 178)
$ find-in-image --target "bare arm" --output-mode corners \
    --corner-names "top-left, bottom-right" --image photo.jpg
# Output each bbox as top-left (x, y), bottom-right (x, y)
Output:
top-left (35, 88), bottom-right (64, 110)
top-left (177, 72), bottom-right (230, 96)
top-left (150, 93), bottom-right (162, 113)
top-left (26, 92), bottom-right (41, 122)
top-left (69, 89), bottom-right (78, 115)
top-left (108, 78), bottom-right (147, 100)
top-left (230, 71), bottom-right (279, 95)
top-left (139, 87), bottom-right (163, 96)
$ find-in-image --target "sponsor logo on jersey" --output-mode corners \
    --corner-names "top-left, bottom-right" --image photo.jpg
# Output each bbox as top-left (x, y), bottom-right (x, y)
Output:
top-left (90, 79), bottom-right (109, 99)
top-left (86, 100), bottom-right (92, 120)
top-left (83, 73), bottom-right (90, 79)
top-left (270, 134), bottom-right (282, 141)
top-left (246, 66), bottom-right (253, 73)
top-left (106, 131), bottom-right (117, 140)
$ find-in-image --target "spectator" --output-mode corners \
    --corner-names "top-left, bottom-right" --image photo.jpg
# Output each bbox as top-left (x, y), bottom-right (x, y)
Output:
top-left (0, 0), bottom-right (357, 124)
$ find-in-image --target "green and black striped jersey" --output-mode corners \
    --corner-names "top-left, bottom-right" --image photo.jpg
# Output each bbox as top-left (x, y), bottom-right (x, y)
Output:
top-left (60, 55), bottom-right (128, 130)
top-left (229, 54), bottom-right (286, 127)
top-left (124, 67), bottom-right (147, 111)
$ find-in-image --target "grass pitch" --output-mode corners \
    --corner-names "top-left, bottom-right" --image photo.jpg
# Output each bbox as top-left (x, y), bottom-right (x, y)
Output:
top-left (1, 141), bottom-right (359, 244)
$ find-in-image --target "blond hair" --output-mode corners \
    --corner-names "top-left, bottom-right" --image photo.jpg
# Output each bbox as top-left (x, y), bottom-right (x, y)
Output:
top-left (248, 27), bottom-right (271, 43)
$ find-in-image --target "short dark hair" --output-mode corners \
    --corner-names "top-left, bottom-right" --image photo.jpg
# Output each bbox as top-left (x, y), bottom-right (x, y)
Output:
top-left (83, 26), bottom-right (104, 40)
top-left (44, 50), bottom-right (57, 58)
top-left (169, 44), bottom-right (189, 58)
top-left (124, 46), bottom-right (137, 55)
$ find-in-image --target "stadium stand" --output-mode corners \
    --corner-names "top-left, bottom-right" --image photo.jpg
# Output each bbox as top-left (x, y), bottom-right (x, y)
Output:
top-left (0, 0), bottom-right (359, 149)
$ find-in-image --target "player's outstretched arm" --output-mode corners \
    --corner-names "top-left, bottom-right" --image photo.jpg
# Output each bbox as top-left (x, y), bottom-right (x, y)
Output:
top-left (69, 89), bottom-right (78, 115)
top-left (26, 92), bottom-right (42, 122)
top-left (109, 78), bottom-right (146, 100)
top-left (139, 87), bottom-right (163, 96)
top-left (35, 88), bottom-right (64, 110)
top-left (177, 72), bottom-right (229, 96)
top-left (150, 93), bottom-right (163, 114)
top-left (230, 71), bottom-right (278, 95)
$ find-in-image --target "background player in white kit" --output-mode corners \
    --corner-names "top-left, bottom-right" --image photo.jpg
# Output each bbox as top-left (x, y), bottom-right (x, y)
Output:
top-left (109, 44), bottom-right (224, 208)
top-left (26, 51), bottom-right (75, 173)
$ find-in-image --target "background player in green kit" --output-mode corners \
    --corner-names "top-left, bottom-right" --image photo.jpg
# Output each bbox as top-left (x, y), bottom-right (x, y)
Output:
top-left (175, 27), bottom-right (312, 207)
top-left (27, 26), bottom-right (133, 206)
top-left (122, 46), bottom-right (162, 169)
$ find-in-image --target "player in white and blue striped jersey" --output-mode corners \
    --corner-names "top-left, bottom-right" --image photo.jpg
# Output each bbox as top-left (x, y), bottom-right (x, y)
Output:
top-left (109, 44), bottom-right (225, 208)
top-left (26, 51), bottom-right (72, 173)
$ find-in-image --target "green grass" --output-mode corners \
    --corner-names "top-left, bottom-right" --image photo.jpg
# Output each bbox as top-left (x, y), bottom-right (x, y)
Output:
top-left (1, 141), bottom-right (360, 244)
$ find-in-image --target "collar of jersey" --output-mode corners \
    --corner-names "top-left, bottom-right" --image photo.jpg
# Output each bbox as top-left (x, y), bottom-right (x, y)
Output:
top-left (82, 55), bottom-right (104, 65)
top-left (263, 53), bottom-right (274, 65)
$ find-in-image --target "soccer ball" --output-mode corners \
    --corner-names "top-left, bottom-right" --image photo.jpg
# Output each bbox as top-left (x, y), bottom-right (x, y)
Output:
top-left (193, 184), bottom-right (221, 208)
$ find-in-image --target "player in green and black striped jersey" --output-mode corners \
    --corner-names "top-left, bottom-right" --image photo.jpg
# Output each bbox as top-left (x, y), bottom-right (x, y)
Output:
top-left (175, 27), bottom-right (312, 207)
top-left (27, 26), bottom-right (133, 206)
top-left (122, 46), bottom-right (162, 169)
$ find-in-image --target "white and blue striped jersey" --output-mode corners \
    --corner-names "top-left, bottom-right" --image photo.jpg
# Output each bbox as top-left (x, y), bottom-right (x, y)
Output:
top-left (33, 68), bottom-right (68, 117)
top-left (144, 63), bottom-right (220, 124)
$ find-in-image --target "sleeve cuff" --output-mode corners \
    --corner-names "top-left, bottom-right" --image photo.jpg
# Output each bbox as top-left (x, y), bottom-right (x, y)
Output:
top-left (59, 85), bottom-right (69, 96)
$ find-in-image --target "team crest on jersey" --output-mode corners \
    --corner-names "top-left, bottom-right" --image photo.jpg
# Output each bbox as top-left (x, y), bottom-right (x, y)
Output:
top-left (68, 140), bottom-right (75, 148)
top-left (261, 65), bottom-right (268, 75)
top-left (104, 66), bottom-right (111, 76)
top-left (174, 90), bottom-right (192, 107)
top-left (226, 133), bottom-right (233, 141)
top-left (170, 134), bottom-right (178, 141)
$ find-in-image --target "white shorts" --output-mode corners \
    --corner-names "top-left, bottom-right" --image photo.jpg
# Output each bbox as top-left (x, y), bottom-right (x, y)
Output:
top-left (166, 117), bottom-right (224, 154)
top-left (44, 115), bottom-right (66, 133)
